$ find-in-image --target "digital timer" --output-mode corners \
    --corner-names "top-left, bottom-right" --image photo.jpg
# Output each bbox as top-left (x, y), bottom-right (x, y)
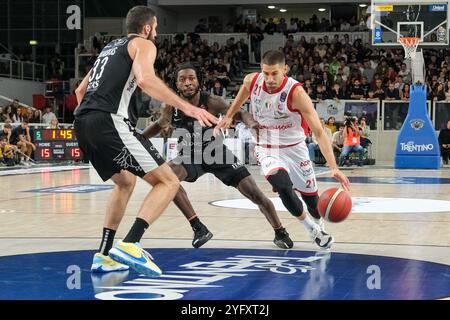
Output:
top-left (34, 129), bottom-right (82, 161)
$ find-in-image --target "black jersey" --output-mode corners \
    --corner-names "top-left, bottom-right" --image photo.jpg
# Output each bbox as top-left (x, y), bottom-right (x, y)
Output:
top-left (171, 91), bottom-right (218, 151)
top-left (75, 35), bottom-right (139, 118)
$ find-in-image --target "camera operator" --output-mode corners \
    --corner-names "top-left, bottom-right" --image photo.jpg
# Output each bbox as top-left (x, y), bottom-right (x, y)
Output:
top-left (338, 116), bottom-right (365, 167)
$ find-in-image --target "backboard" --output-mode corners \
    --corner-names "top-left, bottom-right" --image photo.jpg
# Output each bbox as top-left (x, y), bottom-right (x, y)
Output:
top-left (371, 0), bottom-right (450, 46)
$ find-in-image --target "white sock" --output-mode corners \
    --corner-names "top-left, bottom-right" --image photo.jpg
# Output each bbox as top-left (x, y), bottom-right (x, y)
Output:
top-left (299, 214), bottom-right (317, 231)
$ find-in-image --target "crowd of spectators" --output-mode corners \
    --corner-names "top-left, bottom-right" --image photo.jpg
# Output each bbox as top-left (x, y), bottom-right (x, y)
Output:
top-left (0, 99), bottom-right (62, 167)
top-left (197, 15), bottom-right (369, 34)
top-left (282, 34), bottom-right (450, 103)
top-left (154, 34), bottom-right (248, 93)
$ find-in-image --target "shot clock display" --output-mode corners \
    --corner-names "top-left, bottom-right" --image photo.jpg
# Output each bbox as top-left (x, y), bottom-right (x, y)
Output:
top-left (34, 129), bottom-right (82, 161)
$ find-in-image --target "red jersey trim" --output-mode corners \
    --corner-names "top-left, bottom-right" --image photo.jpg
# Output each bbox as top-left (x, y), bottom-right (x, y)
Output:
top-left (257, 141), bottom-right (301, 149)
top-left (294, 188), bottom-right (319, 196)
top-left (286, 82), bottom-right (309, 136)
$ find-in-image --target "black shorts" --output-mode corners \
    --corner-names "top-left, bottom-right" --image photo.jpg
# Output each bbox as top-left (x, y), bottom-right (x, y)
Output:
top-left (74, 111), bottom-right (165, 181)
top-left (173, 144), bottom-right (250, 187)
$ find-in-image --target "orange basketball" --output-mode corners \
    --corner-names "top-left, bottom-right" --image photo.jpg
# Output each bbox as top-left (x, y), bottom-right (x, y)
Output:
top-left (317, 188), bottom-right (352, 223)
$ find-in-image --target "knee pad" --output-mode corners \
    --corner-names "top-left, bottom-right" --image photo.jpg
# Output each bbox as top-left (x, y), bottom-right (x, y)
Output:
top-left (267, 170), bottom-right (303, 217)
top-left (302, 194), bottom-right (321, 219)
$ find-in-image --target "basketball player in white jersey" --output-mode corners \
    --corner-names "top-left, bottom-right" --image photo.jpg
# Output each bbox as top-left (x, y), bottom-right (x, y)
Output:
top-left (217, 50), bottom-right (350, 248)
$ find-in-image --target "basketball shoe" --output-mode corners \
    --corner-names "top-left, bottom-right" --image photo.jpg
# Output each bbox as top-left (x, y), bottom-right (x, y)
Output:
top-left (91, 253), bottom-right (129, 273)
top-left (108, 241), bottom-right (162, 277)
top-left (192, 225), bottom-right (213, 248)
top-left (274, 227), bottom-right (294, 249)
top-left (313, 217), bottom-right (327, 233)
top-left (309, 225), bottom-right (334, 249)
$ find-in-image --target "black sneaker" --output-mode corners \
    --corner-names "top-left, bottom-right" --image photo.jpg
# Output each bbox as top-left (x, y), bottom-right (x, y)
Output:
top-left (274, 228), bottom-right (294, 249)
top-left (192, 226), bottom-right (213, 248)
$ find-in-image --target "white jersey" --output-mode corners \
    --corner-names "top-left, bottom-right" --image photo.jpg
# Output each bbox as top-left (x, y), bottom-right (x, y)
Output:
top-left (249, 73), bottom-right (308, 147)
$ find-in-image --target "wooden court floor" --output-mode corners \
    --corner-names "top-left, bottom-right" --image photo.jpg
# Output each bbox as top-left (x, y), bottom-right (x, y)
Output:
top-left (0, 164), bottom-right (449, 300)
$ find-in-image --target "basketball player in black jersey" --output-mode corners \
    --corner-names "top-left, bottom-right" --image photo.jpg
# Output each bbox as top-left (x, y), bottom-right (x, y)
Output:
top-left (74, 6), bottom-right (217, 277)
top-left (141, 63), bottom-right (294, 249)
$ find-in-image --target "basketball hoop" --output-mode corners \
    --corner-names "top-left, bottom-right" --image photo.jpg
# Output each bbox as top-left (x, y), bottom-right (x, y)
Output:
top-left (399, 37), bottom-right (420, 60)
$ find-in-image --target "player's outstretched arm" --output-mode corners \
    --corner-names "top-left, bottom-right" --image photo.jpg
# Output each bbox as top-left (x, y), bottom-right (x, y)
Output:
top-left (291, 86), bottom-right (350, 191)
top-left (142, 103), bottom-right (173, 139)
top-left (130, 38), bottom-right (217, 127)
top-left (216, 72), bottom-right (257, 131)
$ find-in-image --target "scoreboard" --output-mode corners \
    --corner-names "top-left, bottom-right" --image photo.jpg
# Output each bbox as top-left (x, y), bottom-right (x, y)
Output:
top-left (34, 129), bottom-right (82, 161)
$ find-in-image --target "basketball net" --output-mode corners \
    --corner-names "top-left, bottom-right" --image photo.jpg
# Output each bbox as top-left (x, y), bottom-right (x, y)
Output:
top-left (399, 37), bottom-right (420, 60)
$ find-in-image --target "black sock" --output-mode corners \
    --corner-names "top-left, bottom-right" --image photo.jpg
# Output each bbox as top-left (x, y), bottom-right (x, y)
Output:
top-left (189, 216), bottom-right (203, 230)
top-left (99, 228), bottom-right (116, 255)
top-left (123, 218), bottom-right (149, 243)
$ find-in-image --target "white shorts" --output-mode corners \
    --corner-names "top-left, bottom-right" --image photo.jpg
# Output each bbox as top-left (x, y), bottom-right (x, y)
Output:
top-left (255, 142), bottom-right (318, 196)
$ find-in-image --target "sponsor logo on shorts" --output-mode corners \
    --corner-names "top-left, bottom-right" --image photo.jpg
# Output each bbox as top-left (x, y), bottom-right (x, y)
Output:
top-left (299, 160), bottom-right (313, 176)
top-left (113, 147), bottom-right (143, 172)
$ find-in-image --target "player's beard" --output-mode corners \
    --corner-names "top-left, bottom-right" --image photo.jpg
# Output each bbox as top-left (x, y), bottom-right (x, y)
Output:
top-left (147, 30), bottom-right (156, 44)
top-left (180, 86), bottom-right (200, 100)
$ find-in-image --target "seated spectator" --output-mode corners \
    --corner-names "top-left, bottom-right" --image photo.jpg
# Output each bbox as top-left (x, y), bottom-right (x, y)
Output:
top-left (47, 117), bottom-right (60, 129)
top-left (332, 124), bottom-right (345, 159)
top-left (348, 79), bottom-right (365, 100)
top-left (398, 63), bottom-right (411, 83)
top-left (0, 136), bottom-right (16, 166)
top-left (339, 117), bottom-right (365, 167)
top-left (400, 84), bottom-right (411, 101)
top-left (361, 76), bottom-right (371, 96)
top-left (386, 66), bottom-right (398, 83)
top-left (330, 83), bottom-right (346, 100)
top-left (308, 118), bottom-right (332, 164)
top-left (211, 58), bottom-right (230, 88)
top-left (359, 117), bottom-right (372, 148)
top-left (325, 116), bottom-right (337, 134)
top-left (10, 120), bottom-right (35, 163)
top-left (264, 18), bottom-right (277, 35)
top-left (314, 84), bottom-right (329, 101)
top-left (42, 106), bottom-right (57, 124)
top-left (29, 109), bottom-right (42, 123)
top-left (210, 80), bottom-right (227, 99)
top-left (434, 83), bottom-right (446, 101)
top-left (365, 90), bottom-right (378, 101)
top-left (438, 119), bottom-right (450, 165)
top-left (0, 123), bottom-right (12, 142)
top-left (384, 82), bottom-right (400, 100)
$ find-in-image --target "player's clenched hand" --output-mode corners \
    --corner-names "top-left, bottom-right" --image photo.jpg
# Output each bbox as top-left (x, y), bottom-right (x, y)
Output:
top-left (185, 107), bottom-right (218, 127)
top-left (330, 168), bottom-right (350, 191)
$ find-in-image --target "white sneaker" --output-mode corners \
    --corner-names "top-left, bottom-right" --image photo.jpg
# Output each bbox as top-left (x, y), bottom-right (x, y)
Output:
top-left (309, 225), bottom-right (334, 249)
top-left (314, 217), bottom-right (326, 233)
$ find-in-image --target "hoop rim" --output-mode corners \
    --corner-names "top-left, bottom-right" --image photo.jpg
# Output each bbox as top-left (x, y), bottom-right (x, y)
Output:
top-left (398, 36), bottom-right (421, 46)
